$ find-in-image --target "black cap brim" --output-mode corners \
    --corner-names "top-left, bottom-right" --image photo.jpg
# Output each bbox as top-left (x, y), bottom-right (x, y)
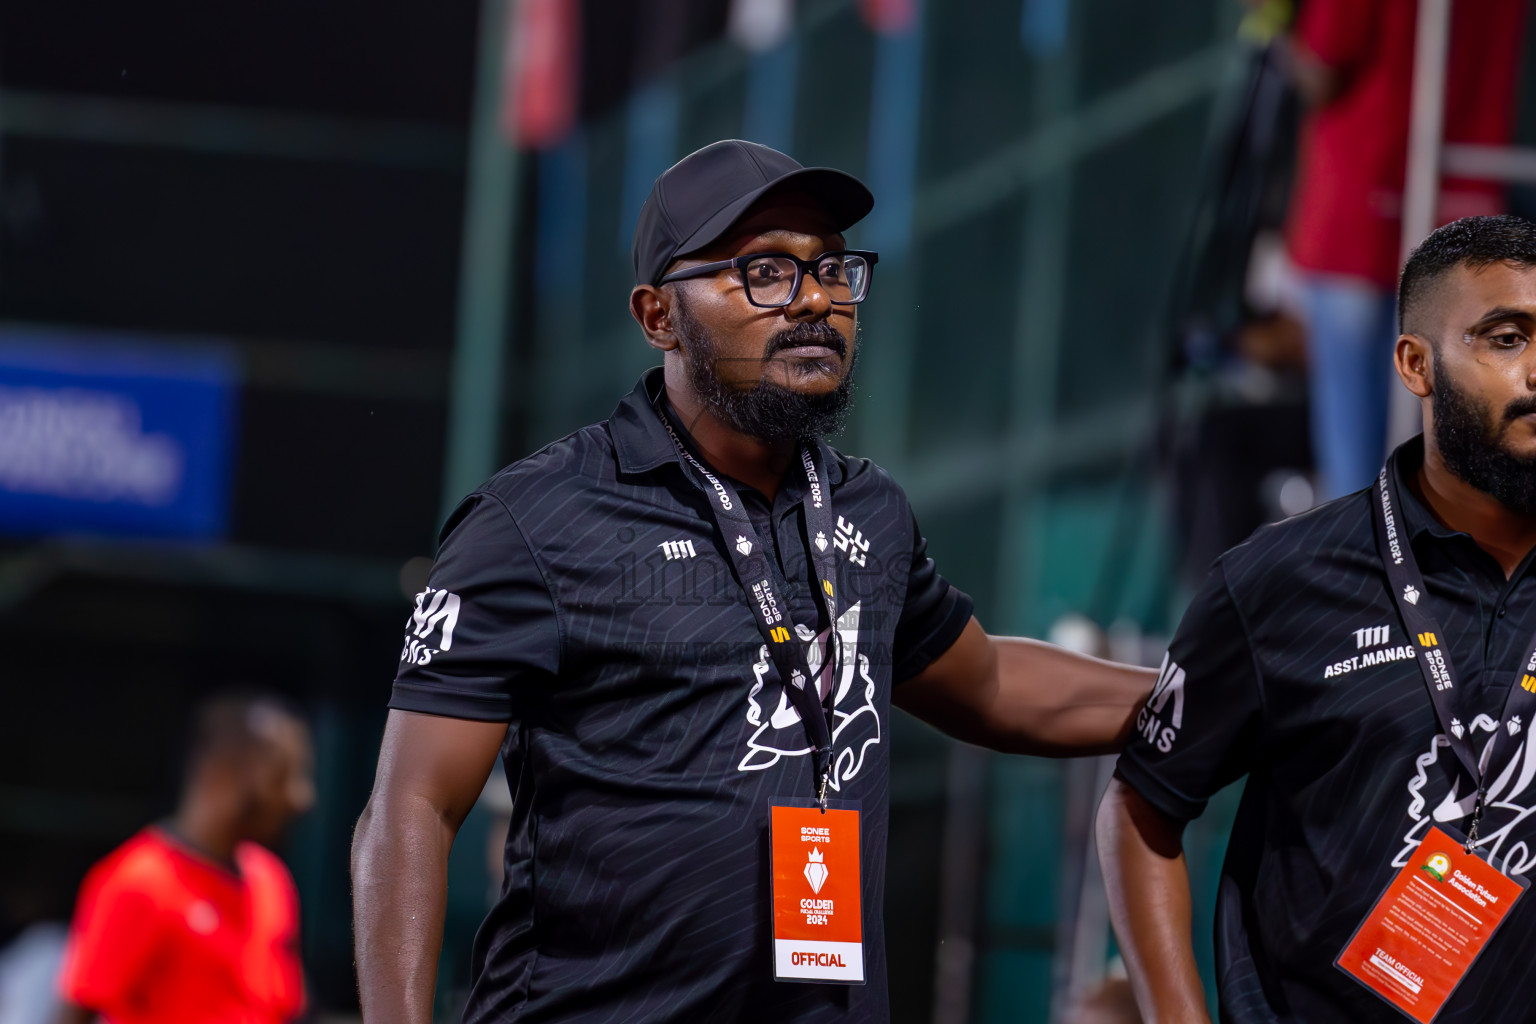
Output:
top-left (667, 166), bottom-right (875, 274)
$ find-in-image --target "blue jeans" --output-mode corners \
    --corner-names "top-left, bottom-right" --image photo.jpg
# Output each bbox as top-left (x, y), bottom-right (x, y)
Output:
top-left (1298, 273), bottom-right (1400, 501)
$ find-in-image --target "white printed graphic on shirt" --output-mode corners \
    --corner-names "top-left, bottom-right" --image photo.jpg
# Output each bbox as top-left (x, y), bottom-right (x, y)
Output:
top-left (401, 587), bottom-right (461, 667)
top-left (738, 601), bottom-right (880, 792)
top-left (833, 516), bottom-right (870, 567)
top-left (1396, 715), bottom-right (1536, 876)
top-left (1135, 654), bottom-right (1186, 754)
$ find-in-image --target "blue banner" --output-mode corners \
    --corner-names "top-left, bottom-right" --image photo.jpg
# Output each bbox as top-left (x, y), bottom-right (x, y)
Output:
top-left (0, 329), bottom-right (239, 540)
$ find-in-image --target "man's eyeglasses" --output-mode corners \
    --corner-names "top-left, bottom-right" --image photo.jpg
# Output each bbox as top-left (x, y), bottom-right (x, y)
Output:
top-left (658, 250), bottom-right (879, 308)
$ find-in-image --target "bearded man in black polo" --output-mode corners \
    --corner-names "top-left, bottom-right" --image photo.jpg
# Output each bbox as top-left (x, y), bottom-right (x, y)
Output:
top-left (351, 140), bottom-right (1154, 1024)
top-left (1099, 214), bottom-right (1536, 1023)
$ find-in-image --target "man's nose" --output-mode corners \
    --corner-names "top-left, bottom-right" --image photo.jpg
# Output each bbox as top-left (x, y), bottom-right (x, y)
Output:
top-left (784, 271), bottom-right (833, 321)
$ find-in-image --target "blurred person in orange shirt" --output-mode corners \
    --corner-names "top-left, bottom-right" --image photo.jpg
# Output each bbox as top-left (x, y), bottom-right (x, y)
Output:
top-left (55, 693), bottom-right (315, 1024)
top-left (1284, 0), bottom-right (1527, 500)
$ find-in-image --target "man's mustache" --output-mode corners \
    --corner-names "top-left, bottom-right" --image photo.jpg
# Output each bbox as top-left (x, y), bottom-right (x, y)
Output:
top-left (1504, 395), bottom-right (1536, 422)
top-left (763, 322), bottom-right (847, 360)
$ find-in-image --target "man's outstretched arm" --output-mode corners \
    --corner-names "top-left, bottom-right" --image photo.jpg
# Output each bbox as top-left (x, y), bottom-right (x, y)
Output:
top-left (892, 618), bottom-right (1155, 756)
top-left (351, 710), bottom-right (506, 1024)
top-left (1096, 777), bottom-right (1210, 1024)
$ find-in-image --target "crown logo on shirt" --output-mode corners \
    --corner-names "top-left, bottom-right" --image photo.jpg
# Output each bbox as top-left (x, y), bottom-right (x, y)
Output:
top-left (1403, 584), bottom-right (1421, 605)
top-left (804, 846), bottom-right (829, 894)
top-left (736, 535), bottom-right (752, 556)
top-left (814, 531), bottom-right (828, 552)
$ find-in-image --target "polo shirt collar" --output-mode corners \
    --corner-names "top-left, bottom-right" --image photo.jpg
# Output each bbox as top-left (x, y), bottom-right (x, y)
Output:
top-left (610, 368), bottom-right (678, 475)
top-left (609, 367), bottom-right (845, 485)
top-left (1391, 434), bottom-right (1536, 589)
top-left (1389, 435), bottom-right (1460, 543)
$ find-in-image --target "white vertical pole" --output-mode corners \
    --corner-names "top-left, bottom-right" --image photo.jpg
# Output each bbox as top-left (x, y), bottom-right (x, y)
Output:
top-left (855, 2), bottom-right (926, 473)
top-left (1400, 0), bottom-right (1453, 260)
top-left (442, 0), bottom-right (523, 518)
top-left (1389, 0), bottom-right (1453, 447)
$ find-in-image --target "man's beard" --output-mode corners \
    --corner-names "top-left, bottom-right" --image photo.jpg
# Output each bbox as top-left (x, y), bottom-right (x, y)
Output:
top-left (1432, 349), bottom-right (1536, 516)
top-left (673, 300), bottom-right (858, 444)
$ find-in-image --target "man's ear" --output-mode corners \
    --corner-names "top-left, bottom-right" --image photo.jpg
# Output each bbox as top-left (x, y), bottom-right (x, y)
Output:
top-left (631, 285), bottom-right (680, 352)
top-left (1394, 333), bottom-right (1434, 399)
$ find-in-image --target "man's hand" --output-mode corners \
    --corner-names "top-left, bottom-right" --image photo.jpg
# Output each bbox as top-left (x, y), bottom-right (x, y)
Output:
top-left (351, 710), bottom-right (506, 1024)
top-left (1096, 778), bottom-right (1211, 1024)
top-left (892, 618), bottom-right (1154, 756)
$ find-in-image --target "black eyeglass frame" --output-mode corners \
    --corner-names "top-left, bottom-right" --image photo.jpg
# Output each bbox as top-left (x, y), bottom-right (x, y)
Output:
top-left (657, 249), bottom-right (880, 307)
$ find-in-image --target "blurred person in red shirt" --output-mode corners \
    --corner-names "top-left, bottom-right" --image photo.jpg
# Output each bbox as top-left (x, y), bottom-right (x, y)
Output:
top-left (1285, 0), bottom-right (1527, 499)
top-left (55, 693), bottom-right (315, 1024)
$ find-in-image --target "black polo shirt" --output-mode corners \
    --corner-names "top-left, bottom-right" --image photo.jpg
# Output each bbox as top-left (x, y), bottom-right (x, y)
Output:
top-left (390, 368), bottom-right (973, 1023)
top-left (1117, 436), bottom-right (1536, 1023)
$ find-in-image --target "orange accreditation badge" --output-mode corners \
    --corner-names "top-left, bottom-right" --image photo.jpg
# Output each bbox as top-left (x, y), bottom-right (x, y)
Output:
top-left (770, 802), bottom-right (864, 984)
top-left (1336, 826), bottom-right (1528, 1022)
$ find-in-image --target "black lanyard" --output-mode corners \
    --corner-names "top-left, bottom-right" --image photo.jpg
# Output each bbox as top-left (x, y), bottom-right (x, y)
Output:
top-left (658, 407), bottom-right (844, 806)
top-left (1371, 452), bottom-right (1536, 851)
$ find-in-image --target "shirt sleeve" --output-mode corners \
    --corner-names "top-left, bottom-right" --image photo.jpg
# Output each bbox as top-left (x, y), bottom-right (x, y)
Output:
top-left (1294, 0), bottom-right (1379, 71)
top-left (58, 864), bottom-right (164, 1014)
top-left (892, 509), bottom-right (975, 683)
top-left (1114, 559), bottom-right (1263, 821)
top-left (390, 490), bottom-right (561, 721)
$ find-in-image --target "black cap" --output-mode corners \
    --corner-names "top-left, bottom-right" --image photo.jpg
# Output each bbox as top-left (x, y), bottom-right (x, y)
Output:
top-left (631, 139), bottom-right (875, 287)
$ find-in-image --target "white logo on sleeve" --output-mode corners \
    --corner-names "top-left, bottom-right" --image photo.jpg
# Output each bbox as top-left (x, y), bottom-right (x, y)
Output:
top-left (401, 587), bottom-right (461, 666)
top-left (1136, 654), bottom-right (1186, 753)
